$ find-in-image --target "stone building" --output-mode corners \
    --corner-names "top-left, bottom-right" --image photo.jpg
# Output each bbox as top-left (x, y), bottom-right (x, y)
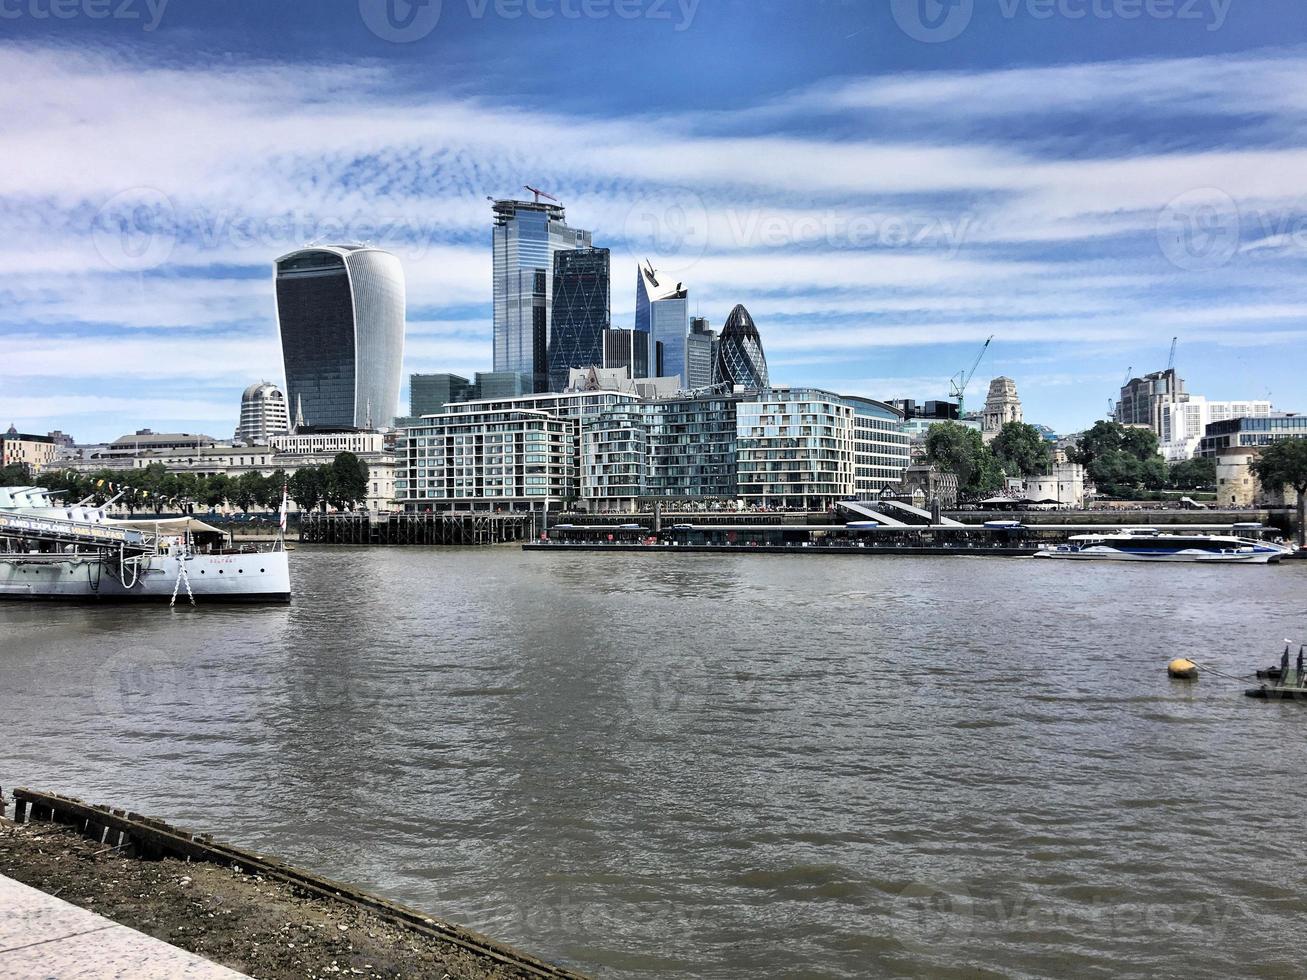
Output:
top-left (982, 377), bottom-right (1023, 443)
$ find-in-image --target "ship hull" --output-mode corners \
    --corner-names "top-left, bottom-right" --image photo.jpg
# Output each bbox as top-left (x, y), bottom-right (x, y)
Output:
top-left (1035, 549), bottom-right (1279, 564)
top-left (0, 550), bottom-right (291, 603)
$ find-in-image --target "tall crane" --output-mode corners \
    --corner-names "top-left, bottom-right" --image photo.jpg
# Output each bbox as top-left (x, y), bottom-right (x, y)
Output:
top-left (1167, 337), bottom-right (1178, 373)
top-left (950, 335), bottom-right (993, 419)
top-left (524, 185), bottom-right (559, 205)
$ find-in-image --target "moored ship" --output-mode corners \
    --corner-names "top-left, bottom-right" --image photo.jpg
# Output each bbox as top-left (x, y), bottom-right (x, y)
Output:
top-left (0, 486), bottom-right (290, 602)
top-left (1035, 528), bottom-right (1289, 564)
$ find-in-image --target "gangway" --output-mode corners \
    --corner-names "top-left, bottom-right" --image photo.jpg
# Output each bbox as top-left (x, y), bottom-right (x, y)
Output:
top-left (835, 500), bottom-right (909, 527)
top-left (852, 498), bottom-right (966, 527)
top-left (0, 511), bottom-right (156, 554)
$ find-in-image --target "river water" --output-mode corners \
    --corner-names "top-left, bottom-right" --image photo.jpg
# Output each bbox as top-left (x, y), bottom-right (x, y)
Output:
top-left (3, 547), bottom-right (1307, 978)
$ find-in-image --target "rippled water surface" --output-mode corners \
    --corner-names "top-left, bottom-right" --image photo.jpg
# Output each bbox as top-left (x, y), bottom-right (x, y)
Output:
top-left (3, 548), bottom-right (1307, 978)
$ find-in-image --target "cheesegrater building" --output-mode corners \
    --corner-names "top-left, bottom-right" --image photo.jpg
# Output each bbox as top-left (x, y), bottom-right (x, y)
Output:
top-left (275, 245), bottom-right (406, 430)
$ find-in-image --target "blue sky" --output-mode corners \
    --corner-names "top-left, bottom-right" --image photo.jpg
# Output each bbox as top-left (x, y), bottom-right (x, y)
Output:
top-left (2, 0), bottom-right (1305, 442)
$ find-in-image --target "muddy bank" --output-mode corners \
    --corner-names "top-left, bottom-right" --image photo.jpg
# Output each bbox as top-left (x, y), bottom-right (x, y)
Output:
top-left (0, 820), bottom-right (565, 979)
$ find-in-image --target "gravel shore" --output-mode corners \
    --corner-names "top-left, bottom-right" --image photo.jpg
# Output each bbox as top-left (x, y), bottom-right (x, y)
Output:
top-left (0, 820), bottom-right (552, 979)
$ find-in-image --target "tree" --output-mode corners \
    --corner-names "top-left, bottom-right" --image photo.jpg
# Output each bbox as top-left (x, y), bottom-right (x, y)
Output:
top-left (0, 463), bottom-right (30, 484)
top-left (992, 422), bottom-right (1051, 477)
top-left (1251, 440), bottom-right (1307, 547)
top-left (289, 467), bottom-right (325, 513)
top-left (924, 422), bottom-right (1005, 499)
top-left (1070, 420), bottom-right (1167, 497)
top-left (232, 472), bottom-right (265, 513)
top-left (327, 452), bottom-right (370, 510)
top-left (202, 473), bottom-right (231, 509)
top-left (1168, 457), bottom-right (1216, 491)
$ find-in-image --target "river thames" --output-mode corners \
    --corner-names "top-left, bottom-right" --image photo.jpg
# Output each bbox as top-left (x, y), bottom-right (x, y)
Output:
top-left (3, 548), bottom-right (1306, 978)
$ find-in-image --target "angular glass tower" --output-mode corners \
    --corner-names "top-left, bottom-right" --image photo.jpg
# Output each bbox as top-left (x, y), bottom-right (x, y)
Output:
top-left (492, 199), bottom-right (591, 393)
top-left (547, 247), bottom-right (611, 391)
top-left (275, 245), bottom-right (405, 430)
top-left (636, 261), bottom-right (689, 384)
top-left (713, 304), bottom-right (770, 390)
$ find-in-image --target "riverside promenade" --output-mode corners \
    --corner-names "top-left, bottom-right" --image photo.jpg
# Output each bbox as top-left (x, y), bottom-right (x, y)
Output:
top-left (1, 873), bottom-right (246, 978)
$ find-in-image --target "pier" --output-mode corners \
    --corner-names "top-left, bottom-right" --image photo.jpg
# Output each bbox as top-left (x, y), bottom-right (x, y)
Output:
top-left (301, 511), bottom-right (535, 546)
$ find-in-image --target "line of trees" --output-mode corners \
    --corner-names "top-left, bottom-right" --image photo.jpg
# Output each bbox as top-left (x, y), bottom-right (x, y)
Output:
top-left (923, 419), bottom-right (1231, 501)
top-left (924, 421), bottom-right (1052, 498)
top-left (4, 453), bottom-right (371, 515)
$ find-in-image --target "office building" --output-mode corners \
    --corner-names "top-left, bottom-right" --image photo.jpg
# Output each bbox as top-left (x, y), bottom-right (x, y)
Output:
top-left (1, 427), bottom-right (57, 473)
top-left (636, 262), bottom-right (691, 385)
top-left (547, 247), bottom-right (611, 391)
top-left (275, 245), bottom-right (406, 430)
top-left (713, 304), bottom-right (770, 390)
top-left (1198, 414), bottom-right (1307, 457)
top-left (411, 374), bottom-right (476, 418)
top-left (236, 382), bottom-right (290, 445)
top-left (1159, 396), bottom-right (1274, 461)
top-left (603, 328), bottom-right (651, 379)
top-left (845, 398), bottom-right (912, 497)
top-left (1115, 369), bottom-right (1184, 432)
top-left (492, 198), bottom-right (591, 393)
top-left (686, 317), bottom-right (716, 390)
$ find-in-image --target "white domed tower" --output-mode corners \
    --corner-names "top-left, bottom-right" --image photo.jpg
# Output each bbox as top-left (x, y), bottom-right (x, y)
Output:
top-left (237, 382), bottom-right (290, 445)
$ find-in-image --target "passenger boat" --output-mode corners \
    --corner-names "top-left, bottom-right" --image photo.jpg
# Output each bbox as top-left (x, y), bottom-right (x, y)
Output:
top-left (1035, 528), bottom-right (1288, 564)
top-left (0, 486), bottom-right (291, 602)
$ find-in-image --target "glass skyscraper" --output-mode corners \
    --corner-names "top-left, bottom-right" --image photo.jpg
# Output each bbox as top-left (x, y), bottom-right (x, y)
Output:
top-left (650, 293), bottom-right (690, 387)
top-left (492, 199), bottom-right (591, 393)
top-left (686, 317), bottom-right (716, 389)
top-left (547, 247), bottom-right (611, 391)
top-left (713, 304), bottom-right (770, 390)
top-left (275, 245), bottom-right (406, 430)
top-left (603, 327), bottom-right (650, 379)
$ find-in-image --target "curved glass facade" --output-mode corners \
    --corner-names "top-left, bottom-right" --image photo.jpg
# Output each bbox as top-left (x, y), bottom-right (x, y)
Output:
top-left (276, 246), bottom-right (405, 430)
top-left (714, 304), bottom-right (770, 390)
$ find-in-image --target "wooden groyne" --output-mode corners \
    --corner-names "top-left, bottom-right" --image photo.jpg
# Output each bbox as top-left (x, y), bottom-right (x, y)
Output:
top-left (301, 512), bottom-right (535, 546)
top-left (7, 788), bottom-right (585, 979)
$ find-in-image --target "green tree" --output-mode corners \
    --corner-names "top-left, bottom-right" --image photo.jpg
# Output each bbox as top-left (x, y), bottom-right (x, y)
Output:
top-left (232, 471), bottom-right (265, 513)
top-left (992, 422), bottom-right (1051, 477)
top-left (1251, 440), bottom-right (1307, 547)
top-left (0, 462), bottom-right (31, 484)
top-left (1168, 457), bottom-right (1216, 491)
top-left (289, 466), bottom-right (325, 513)
top-left (327, 452), bottom-right (370, 510)
top-left (1070, 420), bottom-right (1167, 497)
top-left (924, 422), bottom-right (1005, 499)
top-left (202, 473), bottom-right (231, 510)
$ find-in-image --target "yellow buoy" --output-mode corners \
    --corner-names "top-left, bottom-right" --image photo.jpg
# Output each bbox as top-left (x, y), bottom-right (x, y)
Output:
top-left (1168, 658), bottom-right (1198, 680)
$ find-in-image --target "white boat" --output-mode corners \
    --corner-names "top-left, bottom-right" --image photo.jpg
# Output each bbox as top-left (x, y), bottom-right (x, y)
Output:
top-left (1035, 528), bottom-right (1288, 564)
top-left (0, 486), bottom-right (291, 602)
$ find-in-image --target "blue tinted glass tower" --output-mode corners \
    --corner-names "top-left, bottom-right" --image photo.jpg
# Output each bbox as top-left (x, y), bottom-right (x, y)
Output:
top-left (714, 304), bottom-right (769, 390)
top-left (547, 247), bottom-right (611, 391)
top-left (492, 199), bottom-right (591, 393)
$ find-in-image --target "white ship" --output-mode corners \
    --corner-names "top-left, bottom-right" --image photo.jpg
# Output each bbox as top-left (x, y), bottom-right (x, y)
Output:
top-left (1035, 528), bottom-right (1289, 564)
top-left (0, 486), bottom-right (291, 603)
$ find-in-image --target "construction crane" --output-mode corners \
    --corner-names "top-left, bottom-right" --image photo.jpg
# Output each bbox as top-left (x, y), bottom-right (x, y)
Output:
top-left (524, 185), bottom-right (559, 205)
top-left (1167, 337), bottom-right (1178, 373)
top-left (949, 335), bottom-right (993, 419)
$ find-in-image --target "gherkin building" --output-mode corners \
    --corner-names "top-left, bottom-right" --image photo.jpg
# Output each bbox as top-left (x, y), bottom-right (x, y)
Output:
top-left (713, 304), bottom-right (769, 390)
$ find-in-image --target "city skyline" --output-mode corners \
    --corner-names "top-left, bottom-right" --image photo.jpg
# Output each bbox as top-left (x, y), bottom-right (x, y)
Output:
top-left (3, 4), bottom-right (1306, 441)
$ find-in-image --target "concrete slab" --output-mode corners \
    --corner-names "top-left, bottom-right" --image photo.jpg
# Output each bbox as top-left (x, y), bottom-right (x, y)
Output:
top-left (0, 873), bottom-right (247, 979)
